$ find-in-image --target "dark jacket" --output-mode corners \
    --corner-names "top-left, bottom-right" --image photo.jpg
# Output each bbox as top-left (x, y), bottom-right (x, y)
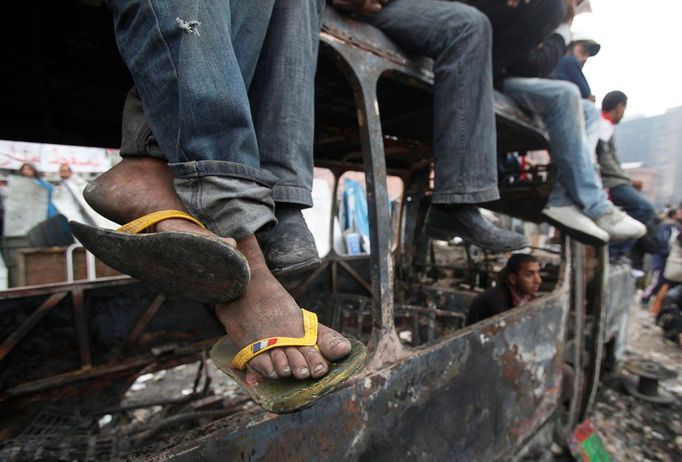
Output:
top-left (596, 137), bottom-right (632, 189)
top-left (552, 55), bottom-right (591, 98)
top-left (506, 31), bottom-right (567, 78)
top-left (468, 283), bottom-right (513, 325)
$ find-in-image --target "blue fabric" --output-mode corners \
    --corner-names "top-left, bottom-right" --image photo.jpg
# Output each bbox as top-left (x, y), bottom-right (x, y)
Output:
top-left (552, 55), bottom-right (591, 98)
top-left (106, 0), bottom-right (323, 238)
top-left (34, 179), bottom-right (58, 218)
top-left (503, 77), bottom-right (610, 219)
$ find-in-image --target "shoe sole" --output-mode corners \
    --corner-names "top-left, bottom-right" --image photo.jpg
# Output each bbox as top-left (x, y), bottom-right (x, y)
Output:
top-left (70, 221), bottom-right (250, 304)
top-left (424, 224), bottom-right (528, 252)
top-left (542, 213), bottom-right (608, 247)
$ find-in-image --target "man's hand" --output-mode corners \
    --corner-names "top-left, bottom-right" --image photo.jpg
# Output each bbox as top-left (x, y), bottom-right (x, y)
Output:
top-left (332, 0), bottom-right (387, 15)
top-left (632, 179), bottom-right (644, 190)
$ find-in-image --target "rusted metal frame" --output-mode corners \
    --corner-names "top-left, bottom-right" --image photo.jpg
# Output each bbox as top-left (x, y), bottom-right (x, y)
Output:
top-left (0, 338), bottom-right (219, 400)
top-left (0, 275), bottom-right (133, 301)
top-left (556, 238), bottom-right (584, 438)
top-left (71, 288), bottom-right (92, 369)
top-left (337, 260), bottom-right (374, 297)
top-left (112, 293), bottom-right (167, 361)
top-left (0, 291), bottom-right (68, 362)
top-left (579, 244), bottom-right (608, 420)
top-left (321, 37), bottom-right (406, 365)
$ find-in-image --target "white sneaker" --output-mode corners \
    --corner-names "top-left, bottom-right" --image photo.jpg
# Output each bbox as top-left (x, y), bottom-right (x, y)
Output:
top-left (594, 207), bottom-right (647, 241)
top-left (542, 205), bottom-right (610, 246)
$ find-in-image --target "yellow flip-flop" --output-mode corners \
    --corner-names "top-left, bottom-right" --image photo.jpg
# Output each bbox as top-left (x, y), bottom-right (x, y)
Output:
top-left (211, 309), bottom-right (366, 413)
top-left (70, 210), bottom-right (249, 304)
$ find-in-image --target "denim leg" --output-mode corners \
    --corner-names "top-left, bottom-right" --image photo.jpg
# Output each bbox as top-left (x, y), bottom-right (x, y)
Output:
top-left (107, 0), bottom-right (279, 238)
top-left (607, 183), bottom-right (656, 258)
top-left (609, 184), bottom-right (655, 225)
top-left (503, 78), bottom-right (610, 219)
top-left (249, 0), bottom-right (325, 208)
top-left (364, 0), bottom-right (498, 204)
top-left (582, 99), bottom-right (600, 163)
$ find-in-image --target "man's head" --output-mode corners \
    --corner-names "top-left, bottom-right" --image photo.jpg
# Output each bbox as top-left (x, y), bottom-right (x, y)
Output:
top-left (59, 163), bottom-right (72, 180)
top-left (569, 40), bottom-right (600, 64)
top-left (504, 254), bottom-right (542, 296)
top-left (602, 91), bottom-right (628, 124)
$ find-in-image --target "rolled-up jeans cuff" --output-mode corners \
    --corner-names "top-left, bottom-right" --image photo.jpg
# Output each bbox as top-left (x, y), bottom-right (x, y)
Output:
top-left (170, 160), bottom-right (278, 240)
top-left (431, 186), bottom-right (500, 204)
top-left (272, 184), bottom-right (313, 208)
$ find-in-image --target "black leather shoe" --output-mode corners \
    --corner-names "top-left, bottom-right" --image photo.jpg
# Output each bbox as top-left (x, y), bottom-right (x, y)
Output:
top-left (424, 204), bottom-right (528, 252)
top-left (256, 205), bottom-right (321, 275)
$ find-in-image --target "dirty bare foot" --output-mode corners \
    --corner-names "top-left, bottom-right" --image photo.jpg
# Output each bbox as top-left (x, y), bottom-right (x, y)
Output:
top-left (215, 236), bottom-right (352, 381)
top-left (84, 157), bottom-right (235, 246)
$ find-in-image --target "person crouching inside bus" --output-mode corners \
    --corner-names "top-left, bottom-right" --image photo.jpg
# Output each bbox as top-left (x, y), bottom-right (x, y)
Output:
top-left (468, 254), bottom-right (542, 324)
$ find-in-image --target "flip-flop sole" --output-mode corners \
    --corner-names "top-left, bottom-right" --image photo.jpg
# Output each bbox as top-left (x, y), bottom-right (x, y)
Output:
top-left (211, 336), bottom-right (366, 414)
top-left (70, 221), bottom-right (249, 304)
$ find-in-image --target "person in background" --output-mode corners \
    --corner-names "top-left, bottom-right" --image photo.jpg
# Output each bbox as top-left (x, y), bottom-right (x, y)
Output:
top-left (656, 282), bottom-right (682, 347)
top-left (552, 35), bottom-right (600, 101)
top-left (18, 162), bottom-right (58, 219)
top-left (597, 91), bottom-right (657, 261)
top-left (642, 207), bottom-right (682, 304)
top-left (468, 253), bottom-right (542, 324)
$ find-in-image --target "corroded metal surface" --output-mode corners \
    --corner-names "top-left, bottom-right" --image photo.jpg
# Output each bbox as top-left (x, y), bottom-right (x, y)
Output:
top-left (143, 290), bottom-right (568, 461)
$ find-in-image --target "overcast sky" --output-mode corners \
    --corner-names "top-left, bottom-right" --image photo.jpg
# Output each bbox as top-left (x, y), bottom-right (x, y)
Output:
top-left (577, 0), bottom-right (682, 118)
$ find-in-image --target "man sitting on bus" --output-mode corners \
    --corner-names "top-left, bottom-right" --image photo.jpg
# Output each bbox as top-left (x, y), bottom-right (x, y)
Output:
top-left (334, 0), bottom-right (529, 252)
top-left (468, 254), bottom-right (542, 324)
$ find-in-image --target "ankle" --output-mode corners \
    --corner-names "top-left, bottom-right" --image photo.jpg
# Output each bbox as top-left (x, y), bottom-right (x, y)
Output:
top-left (274, 203), bottom-right (305, 223)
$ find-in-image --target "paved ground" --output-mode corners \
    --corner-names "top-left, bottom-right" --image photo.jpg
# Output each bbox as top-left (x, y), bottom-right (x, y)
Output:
top-left (590, 295), bottom-right (682, 461)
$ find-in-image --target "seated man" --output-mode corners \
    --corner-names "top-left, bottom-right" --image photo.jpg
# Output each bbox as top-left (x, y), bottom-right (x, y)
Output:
top-left (74, 0), bottom-right (359, 411)
top-left (597, 91), bottom-right (657, 259)
top-left (334, 0), bottom-right (528, 252)
top-left (552, 35), bottom-right (601, 101)
top-left (468, 254), bottom-right (542, 324)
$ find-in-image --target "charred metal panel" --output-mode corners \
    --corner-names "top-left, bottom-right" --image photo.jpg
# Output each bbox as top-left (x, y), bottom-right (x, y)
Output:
top-left (143, 290), bottom-right (568, 462)
top-left (603, 262), bottom-right (635, 343)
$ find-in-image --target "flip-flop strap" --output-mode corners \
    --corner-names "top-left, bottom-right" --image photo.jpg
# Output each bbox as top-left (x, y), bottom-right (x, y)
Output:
top-left (116, 210), bottom-right (205, 234)
top-left (231, 309), bottom-right (319, 370)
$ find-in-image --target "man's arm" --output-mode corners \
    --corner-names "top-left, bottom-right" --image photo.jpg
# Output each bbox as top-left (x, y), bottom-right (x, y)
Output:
top-left (553, 56), bottom-right (592, 98)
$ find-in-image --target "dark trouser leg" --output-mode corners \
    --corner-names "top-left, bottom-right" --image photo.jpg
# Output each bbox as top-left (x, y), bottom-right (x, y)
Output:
top-left (460, 0), bottom-right (566, 74)
top-left (363, 0), bottom-right (526, 251)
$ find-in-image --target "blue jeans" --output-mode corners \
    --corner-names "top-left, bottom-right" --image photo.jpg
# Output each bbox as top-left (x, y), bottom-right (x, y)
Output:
top-left (608, 183), bottom-right (656, 257)
top-left (503, 78), bottom-right (610, 220)
top-left (108, 0), bottom-right (323, 238)
top-left (363, 0), bottom-right (499, 204)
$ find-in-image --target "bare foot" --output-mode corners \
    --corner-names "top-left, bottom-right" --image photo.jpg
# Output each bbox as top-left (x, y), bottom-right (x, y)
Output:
top-left (84, 157), bottom-right (235, 246)
top-left (215, 236), bottom-right (352, 380)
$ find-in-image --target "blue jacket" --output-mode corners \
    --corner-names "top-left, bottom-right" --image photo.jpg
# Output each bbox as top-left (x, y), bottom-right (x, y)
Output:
top-left (552, 55), bottom-right (591, 98)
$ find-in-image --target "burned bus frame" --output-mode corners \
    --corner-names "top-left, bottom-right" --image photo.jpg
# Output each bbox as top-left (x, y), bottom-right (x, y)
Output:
top-left (0, 5), bottom-right (636, 461)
